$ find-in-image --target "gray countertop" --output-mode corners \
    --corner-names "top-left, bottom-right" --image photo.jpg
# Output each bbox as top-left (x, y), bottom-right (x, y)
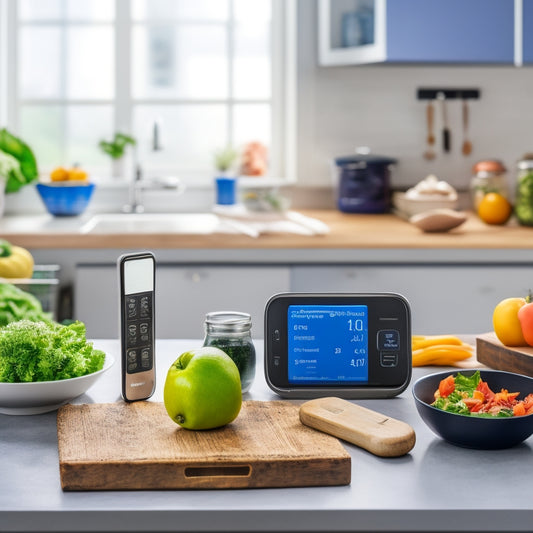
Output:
top-left (1, 339), bottom-right (532, 533)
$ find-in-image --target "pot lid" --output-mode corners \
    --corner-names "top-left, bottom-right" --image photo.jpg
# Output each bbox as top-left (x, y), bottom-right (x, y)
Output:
top-left (335, 153), bottom-right (397, 166)
top-left (335, 147), bottom-right (397, 166)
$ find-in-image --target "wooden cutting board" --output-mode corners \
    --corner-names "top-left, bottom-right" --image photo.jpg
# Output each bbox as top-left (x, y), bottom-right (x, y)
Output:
top-left (57, 400), bottom-right (351, 491)
top-left (476, 332), bottom-right (533, 376)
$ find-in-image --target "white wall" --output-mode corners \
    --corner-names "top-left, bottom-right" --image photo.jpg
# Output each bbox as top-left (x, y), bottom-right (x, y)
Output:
top-left (296, 1), bottom-right (533, 195)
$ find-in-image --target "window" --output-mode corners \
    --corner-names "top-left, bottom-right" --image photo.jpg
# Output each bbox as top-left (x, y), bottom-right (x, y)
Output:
top-left (1, 0), bottom-right (295, 185)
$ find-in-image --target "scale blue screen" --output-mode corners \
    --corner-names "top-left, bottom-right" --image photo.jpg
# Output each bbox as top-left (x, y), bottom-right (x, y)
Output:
top-left (288, 305), bottom-right (369, 383)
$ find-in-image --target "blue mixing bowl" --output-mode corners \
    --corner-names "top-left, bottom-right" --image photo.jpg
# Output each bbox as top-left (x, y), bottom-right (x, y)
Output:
top-left (36, 182), bottom-right (95, 216)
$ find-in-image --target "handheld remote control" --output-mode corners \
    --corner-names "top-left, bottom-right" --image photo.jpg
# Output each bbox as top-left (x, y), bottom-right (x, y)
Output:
top-left (119, 252), bottom-right (156, 402)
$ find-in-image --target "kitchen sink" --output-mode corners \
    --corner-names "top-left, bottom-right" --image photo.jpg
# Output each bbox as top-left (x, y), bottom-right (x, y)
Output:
top-left (80, 213), bottom-right (222, 234)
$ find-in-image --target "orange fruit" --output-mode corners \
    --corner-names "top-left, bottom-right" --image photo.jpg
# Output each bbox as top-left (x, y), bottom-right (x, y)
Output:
top-left (67, 168), bottom-right (88, 181)
top-left (477, 192), bottom-right (512, 225)
top-left (50, 167), bottom-right (69, 182)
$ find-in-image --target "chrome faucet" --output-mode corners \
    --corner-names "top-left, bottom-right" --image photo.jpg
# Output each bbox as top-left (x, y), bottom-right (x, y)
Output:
top-left (123, 164), bottom-right (145, 213)
top-left (122, 120), bottom-right (184, 213)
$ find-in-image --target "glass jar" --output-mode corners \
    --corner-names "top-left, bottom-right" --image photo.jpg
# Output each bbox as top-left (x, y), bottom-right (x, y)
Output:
top-left (515, 154), bottom-right (533, 226)
top-left (470, 160), bottom-right (508, 210)
top-left (202, 311), bottom-right (256, 393)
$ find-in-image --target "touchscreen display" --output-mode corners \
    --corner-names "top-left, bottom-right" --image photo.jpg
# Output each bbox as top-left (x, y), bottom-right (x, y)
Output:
top-left (288, 304), bottom-right (368, 384)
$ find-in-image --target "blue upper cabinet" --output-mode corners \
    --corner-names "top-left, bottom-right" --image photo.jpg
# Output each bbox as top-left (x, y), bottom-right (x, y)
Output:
top-left (319, 0), bottom-right (516, 66)
top-left (522, 0), bottom-right (533, 64)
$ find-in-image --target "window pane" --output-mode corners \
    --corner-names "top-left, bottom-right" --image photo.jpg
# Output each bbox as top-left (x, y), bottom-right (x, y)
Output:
top-left (20, 27), bottom-right (61, 98)
top-left (233, 21), bottom-right (271, 99)
top-left (234, 0), bottom-right (271, 22)
top-left (19, 0), bottom-right (114, 21)
top-left (132, 25), bottom-right (227, 99)
top-left (65, 106), bottom-right (113, 170)
top-left (66, 26), bottom-right (114, 99)
top-left (20, 26), bottom-right (114, 100)
top-left (134, 105), bottom-right (227, 172)
top-left (132, 0), bottom-right (228, 21)
top-left (19, 105), bottom-right (113, 173)
top-left (233, 104), bottom-right (270, 148)
top-left (19, 106), bottom-right (63, 168)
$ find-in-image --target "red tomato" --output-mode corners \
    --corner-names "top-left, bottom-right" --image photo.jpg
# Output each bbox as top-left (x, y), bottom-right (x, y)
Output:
top-left (476, 380), bottom-right (495, 402)
top-left (464, 398), bottom-right (483, 412)
top-left (518, 302), bottom-right (533, 346)
top-left (438, 375), bottom-right (455, 398)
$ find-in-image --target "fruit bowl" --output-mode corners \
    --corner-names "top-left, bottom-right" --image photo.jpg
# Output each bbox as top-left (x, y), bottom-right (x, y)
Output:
top-left (413, 369), bottom-right (533, 449)
top-left (0, 353), bottom-right (114, 415)
top-left (36, 182), bottom-right (95, 216)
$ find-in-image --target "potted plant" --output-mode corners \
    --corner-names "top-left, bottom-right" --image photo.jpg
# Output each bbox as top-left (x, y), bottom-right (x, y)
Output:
top-left (213, 146), bottom-right (238, 205)
top-left (99, 132), bottom-right (137, 179)
top-left (0, 129), bottom-right (39, 216)
top-left (214, 146), bottom-right (238, 176)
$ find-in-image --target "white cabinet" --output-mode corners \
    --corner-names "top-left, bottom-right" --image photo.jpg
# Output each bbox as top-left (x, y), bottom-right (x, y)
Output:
top-left (319, 0), bottom-right (515, 66)
top-left (75, 264), bottom-right (290, 339)
top-left (291, 265), bottom-right (533, 335)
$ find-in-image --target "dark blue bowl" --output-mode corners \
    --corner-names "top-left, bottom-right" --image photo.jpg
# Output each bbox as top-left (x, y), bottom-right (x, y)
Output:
top-left (413, 369), bottom-right (533, 449)
top-left (36, 182), bottom-right (95, 216)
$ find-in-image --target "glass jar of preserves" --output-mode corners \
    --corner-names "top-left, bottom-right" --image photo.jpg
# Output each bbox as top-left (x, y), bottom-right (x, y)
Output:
top-left (515, 154), bottom-right (533, 226)
top-left (202, 311), bottom-right (256, 393)
top-left (470, 159), bottom-right (508, 210)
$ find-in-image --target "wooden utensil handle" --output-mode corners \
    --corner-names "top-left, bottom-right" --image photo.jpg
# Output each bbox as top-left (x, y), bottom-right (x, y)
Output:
top-left (299, 397), bottom-right (416, 457)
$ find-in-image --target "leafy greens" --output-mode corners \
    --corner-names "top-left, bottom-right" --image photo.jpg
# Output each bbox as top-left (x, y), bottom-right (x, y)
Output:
top-left (0, 283), bottom-right (52, 327)
top-left (0, 319), bottom-right (105, 382)
top-left (0, 129), bottom-right (38, 193)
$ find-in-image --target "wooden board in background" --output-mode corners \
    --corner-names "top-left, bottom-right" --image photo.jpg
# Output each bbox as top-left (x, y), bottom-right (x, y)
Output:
top-left (57, 400), bottom-right (351, 491)
top-left (476, 332), bottom-right (533, 377)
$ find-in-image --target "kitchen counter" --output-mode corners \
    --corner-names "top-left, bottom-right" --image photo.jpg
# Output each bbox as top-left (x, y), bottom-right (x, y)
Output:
top-left (2, 210), bottom-right (533, 250)
top-left (1, 339), bottom-right (531, 533)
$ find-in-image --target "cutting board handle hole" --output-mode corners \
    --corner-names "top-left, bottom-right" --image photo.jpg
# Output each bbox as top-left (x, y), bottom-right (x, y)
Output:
top-left (184, 465), bottom-right (252, 478)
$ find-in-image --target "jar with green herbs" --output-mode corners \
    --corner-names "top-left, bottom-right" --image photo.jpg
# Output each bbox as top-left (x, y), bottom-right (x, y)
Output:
top-left (515, 155), bottom-right (533, 226)
top-left (203, 311), bottom-right (256, 393)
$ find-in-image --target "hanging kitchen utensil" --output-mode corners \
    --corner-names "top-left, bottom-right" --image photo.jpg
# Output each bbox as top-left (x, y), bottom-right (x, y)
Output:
top-left (423, 100), bottom-right (436, 160)
top-left (461, 99), bottom-right (473, 156)
top-left (438, 92), bottom-right (451, 153)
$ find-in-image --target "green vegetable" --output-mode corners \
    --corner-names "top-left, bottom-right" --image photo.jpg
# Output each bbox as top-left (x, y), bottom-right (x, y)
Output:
top-left (515, 170), bottom-right (533, 226)
top-left (0, 283), bottom-right (51, 327)
top-left (0, 319), bottom-right (105, 382)
top-left (0, 129), bottom-right (38, 193)
top-left (99, 132), bottom-right (136, 160)
top-left (0, 239), bottom-right (12, 258)
top-left (454, 370), bottom-right (481, 393)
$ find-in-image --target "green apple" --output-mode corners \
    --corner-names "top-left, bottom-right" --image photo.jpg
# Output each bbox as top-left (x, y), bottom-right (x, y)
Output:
top-left (163, 346), bottom-right (242, 430)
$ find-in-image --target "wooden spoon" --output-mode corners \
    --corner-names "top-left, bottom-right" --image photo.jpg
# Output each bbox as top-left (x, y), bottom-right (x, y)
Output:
top-left (423, 101), bottom-right (436, 160)
top-left (462, 99), bottom-right (472, 156)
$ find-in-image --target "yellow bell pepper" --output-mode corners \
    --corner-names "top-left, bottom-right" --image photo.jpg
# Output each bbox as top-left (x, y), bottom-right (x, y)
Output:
top-left (0, 240), bottom-right (34, 278)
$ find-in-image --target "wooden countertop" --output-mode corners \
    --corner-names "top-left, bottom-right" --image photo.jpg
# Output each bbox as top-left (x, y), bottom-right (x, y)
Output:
top-left (1, 209), bottom-right (533, 250)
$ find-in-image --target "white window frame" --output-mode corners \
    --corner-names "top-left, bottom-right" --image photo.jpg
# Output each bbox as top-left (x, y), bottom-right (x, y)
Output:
top-left (0, 0), bottom-right (297, 185)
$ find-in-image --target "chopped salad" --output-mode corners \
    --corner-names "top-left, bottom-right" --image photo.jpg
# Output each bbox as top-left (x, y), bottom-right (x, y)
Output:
top-left (432, 371), bottom-right (533, 418)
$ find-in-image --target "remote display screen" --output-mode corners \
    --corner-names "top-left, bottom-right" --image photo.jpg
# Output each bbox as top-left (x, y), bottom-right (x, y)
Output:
top-left (288, 304), bottom-right (369, 384)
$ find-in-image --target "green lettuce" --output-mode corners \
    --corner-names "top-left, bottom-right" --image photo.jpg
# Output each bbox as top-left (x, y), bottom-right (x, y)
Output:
top-left (454, 370), bottom-right (481, 394)
top-left (0, 283), bottom-right (52, 327)
top-left (0, 129), bottom-right (38, 193)
top-left (0, 319), bottom-right (105, 382)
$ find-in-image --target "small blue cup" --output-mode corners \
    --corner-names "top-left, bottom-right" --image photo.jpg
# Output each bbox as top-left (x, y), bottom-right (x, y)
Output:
top-left (215, 176), bottom-right (237, 205)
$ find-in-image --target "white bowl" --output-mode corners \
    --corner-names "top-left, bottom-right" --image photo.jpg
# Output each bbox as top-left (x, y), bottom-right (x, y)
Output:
top-left (393, 191), bottom-right (459, 217)
top-left (0, 354), bottom-right (114, 415)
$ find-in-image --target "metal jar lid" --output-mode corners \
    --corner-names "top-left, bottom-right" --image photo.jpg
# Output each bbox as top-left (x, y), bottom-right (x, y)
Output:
top-left (517, 153), bottom-right (533, 170)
